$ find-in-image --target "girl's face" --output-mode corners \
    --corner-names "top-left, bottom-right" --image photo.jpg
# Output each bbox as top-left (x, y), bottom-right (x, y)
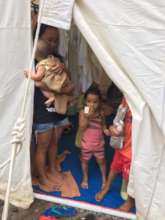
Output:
top-left (86, 94), bottom-right (100, 110)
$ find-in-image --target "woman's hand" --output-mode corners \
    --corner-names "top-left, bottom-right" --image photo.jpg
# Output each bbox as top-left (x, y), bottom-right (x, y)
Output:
top-left (51, 62), bottom-right (64, 74)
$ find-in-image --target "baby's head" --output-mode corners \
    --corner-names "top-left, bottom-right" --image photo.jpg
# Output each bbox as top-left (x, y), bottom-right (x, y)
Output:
top-left (37, 55), bottom-right (60, 70)
top-left (35, 39), bottom-right (51, 61)
top-left (84, 84), bottom-right (102, 111)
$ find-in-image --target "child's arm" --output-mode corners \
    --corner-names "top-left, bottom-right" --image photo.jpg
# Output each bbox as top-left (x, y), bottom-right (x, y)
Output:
top-left (79, 110), bottom-right (90, 131)
top-left (101, 111), bottom-right (110, 136)
top-left (31, 65), bottom-right (45, 81)
top-left (25, 65), bottom-right (45, 81)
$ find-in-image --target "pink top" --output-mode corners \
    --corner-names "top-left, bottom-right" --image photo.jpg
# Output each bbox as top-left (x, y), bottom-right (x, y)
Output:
top-left (81, 114), bottom-right (104, 151)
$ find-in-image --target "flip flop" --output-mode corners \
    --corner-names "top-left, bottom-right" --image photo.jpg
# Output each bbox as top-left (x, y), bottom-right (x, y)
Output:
top-left (43, 205), bottom-right (77, 217)
top-left (120, 179), bottom-right (128, 201)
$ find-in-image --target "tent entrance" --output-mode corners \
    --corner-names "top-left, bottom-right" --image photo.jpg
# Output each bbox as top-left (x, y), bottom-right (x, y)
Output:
top-left (31, 24), bottom-right (136, 219)
top-left (33, 115), bottom-right (136, 219)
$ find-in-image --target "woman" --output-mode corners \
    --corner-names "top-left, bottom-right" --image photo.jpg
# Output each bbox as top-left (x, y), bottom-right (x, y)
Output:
top-left (33, 25), bottom-right (74, 191)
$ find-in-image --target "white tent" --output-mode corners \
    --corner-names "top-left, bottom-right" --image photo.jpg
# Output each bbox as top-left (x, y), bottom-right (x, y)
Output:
top-left (0, 0), bottom-right (165, 220)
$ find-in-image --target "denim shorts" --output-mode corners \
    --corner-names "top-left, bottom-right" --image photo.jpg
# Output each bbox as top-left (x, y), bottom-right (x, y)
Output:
top-left (33, 117), bottom-right (70, 134)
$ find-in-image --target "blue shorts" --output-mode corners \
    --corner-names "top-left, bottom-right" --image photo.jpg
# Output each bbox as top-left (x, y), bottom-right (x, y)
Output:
top-left (33, 117), bottom-right (70, 134)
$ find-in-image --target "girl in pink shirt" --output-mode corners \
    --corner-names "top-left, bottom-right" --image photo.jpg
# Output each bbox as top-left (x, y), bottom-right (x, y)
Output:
top-left (79, 85), bottom-right (109, 189)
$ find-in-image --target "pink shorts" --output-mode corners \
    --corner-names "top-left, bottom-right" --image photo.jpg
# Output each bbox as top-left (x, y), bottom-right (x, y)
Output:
top-left (111, 150), bottom-right (131, 180)
top-left (81, 148), bottom-right (104, 161)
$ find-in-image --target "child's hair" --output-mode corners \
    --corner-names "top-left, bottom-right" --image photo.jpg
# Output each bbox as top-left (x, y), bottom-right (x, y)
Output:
top-left (106, 82), bottom-right (123, 112)
top-left (39, 24), bottom-right (59, 39)
top-left (84, 83), bottom-right (102, 101)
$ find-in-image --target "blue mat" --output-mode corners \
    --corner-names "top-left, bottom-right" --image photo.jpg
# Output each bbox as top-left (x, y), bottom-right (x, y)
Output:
top-left (34, 114), bottom-right (133, 210)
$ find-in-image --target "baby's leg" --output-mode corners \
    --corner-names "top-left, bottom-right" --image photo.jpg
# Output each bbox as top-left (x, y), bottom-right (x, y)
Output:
top-left (42, 90), bottom-right (55, 106)
top-left (81, 159), bottom-right (89, 189)
top-left (96, 158), bottom-right (106, 189)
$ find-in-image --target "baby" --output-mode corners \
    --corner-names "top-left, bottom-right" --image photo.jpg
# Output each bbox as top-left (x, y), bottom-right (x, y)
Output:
top-left (29, 40), bottom-right (73, 114)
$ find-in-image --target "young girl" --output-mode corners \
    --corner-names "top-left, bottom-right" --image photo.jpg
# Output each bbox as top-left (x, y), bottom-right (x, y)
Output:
top-left (79, 85), bottom-right (108, 189)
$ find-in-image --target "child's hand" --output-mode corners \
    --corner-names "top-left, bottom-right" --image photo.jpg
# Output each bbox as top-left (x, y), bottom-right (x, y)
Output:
top-left (24, 70), bottom-right (29, 78)
top-left (84, 106), bottom-right (95, 118)
top-left (103, 128), bottom-right (110, 136)
top-left (24, 70), bottom-right (35, 78)
top-left (109, 125), bottom-right (121, 136)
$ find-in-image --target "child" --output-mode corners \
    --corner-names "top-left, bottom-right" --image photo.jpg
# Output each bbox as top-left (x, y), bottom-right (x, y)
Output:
top-left (28, 40), bottom-right (73, 114)
top-left (95, 97), bottom-right (134, 212)
top-left (79, 85), bottom-right (109, 189)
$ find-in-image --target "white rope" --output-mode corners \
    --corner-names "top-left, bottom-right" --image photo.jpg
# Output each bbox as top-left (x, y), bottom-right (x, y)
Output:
top-left (1, 0), bottom-right (45, 219)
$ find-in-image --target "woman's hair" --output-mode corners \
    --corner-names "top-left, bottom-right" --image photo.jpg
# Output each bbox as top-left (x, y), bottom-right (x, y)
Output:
top-left (84, 83), bottom-right (102, 101)
top-left (33, 24), bottom-right (58, 40)
top-left (39, 24), bottom-right (58, 38)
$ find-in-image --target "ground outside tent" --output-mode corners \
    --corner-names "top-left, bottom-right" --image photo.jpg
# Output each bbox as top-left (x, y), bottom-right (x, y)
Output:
top-left (0, 199), bottom-right (130, 220)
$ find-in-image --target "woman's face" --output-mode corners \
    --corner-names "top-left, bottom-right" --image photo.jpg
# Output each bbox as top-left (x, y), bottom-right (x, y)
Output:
top-left (41, 27), bottom-right (59, 53)
top-left (86, 94), bottom-right (100, 111)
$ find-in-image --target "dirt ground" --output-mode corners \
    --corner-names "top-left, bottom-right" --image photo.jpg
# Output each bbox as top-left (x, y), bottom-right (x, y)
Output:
top-left (0, 199), bottom-right (129, 220)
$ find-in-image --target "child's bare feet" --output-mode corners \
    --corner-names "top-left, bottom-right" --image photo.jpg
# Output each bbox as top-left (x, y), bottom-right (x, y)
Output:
top-left (118, 197), bottom-right (134, 212)
top-left (45, 97), bottom-right (55, 107)
top-left (95, 187), bottom-right (108, 201)
top-left (81, 178), bottom-right (88, 189)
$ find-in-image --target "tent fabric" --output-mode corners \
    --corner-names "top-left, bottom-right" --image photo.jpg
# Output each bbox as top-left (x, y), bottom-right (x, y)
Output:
top-left (59, 25), bottom-right (112, 95)
top-left (72, 1), bottom-right (165, 219)
top-left (0, 0), bottom-right (34, 208)
top-left (41, 0), bottom-right (75, 30)
top-left (1, 0), bottom-right (165, 219)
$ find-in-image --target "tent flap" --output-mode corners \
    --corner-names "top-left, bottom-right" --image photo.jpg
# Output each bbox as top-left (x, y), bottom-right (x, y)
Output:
top-left (41, 0), bottom-right (75, 30)
top-left (72, 1), bottom-right (165, 219)
top-left (0, 0), bottom-right (34, 208)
